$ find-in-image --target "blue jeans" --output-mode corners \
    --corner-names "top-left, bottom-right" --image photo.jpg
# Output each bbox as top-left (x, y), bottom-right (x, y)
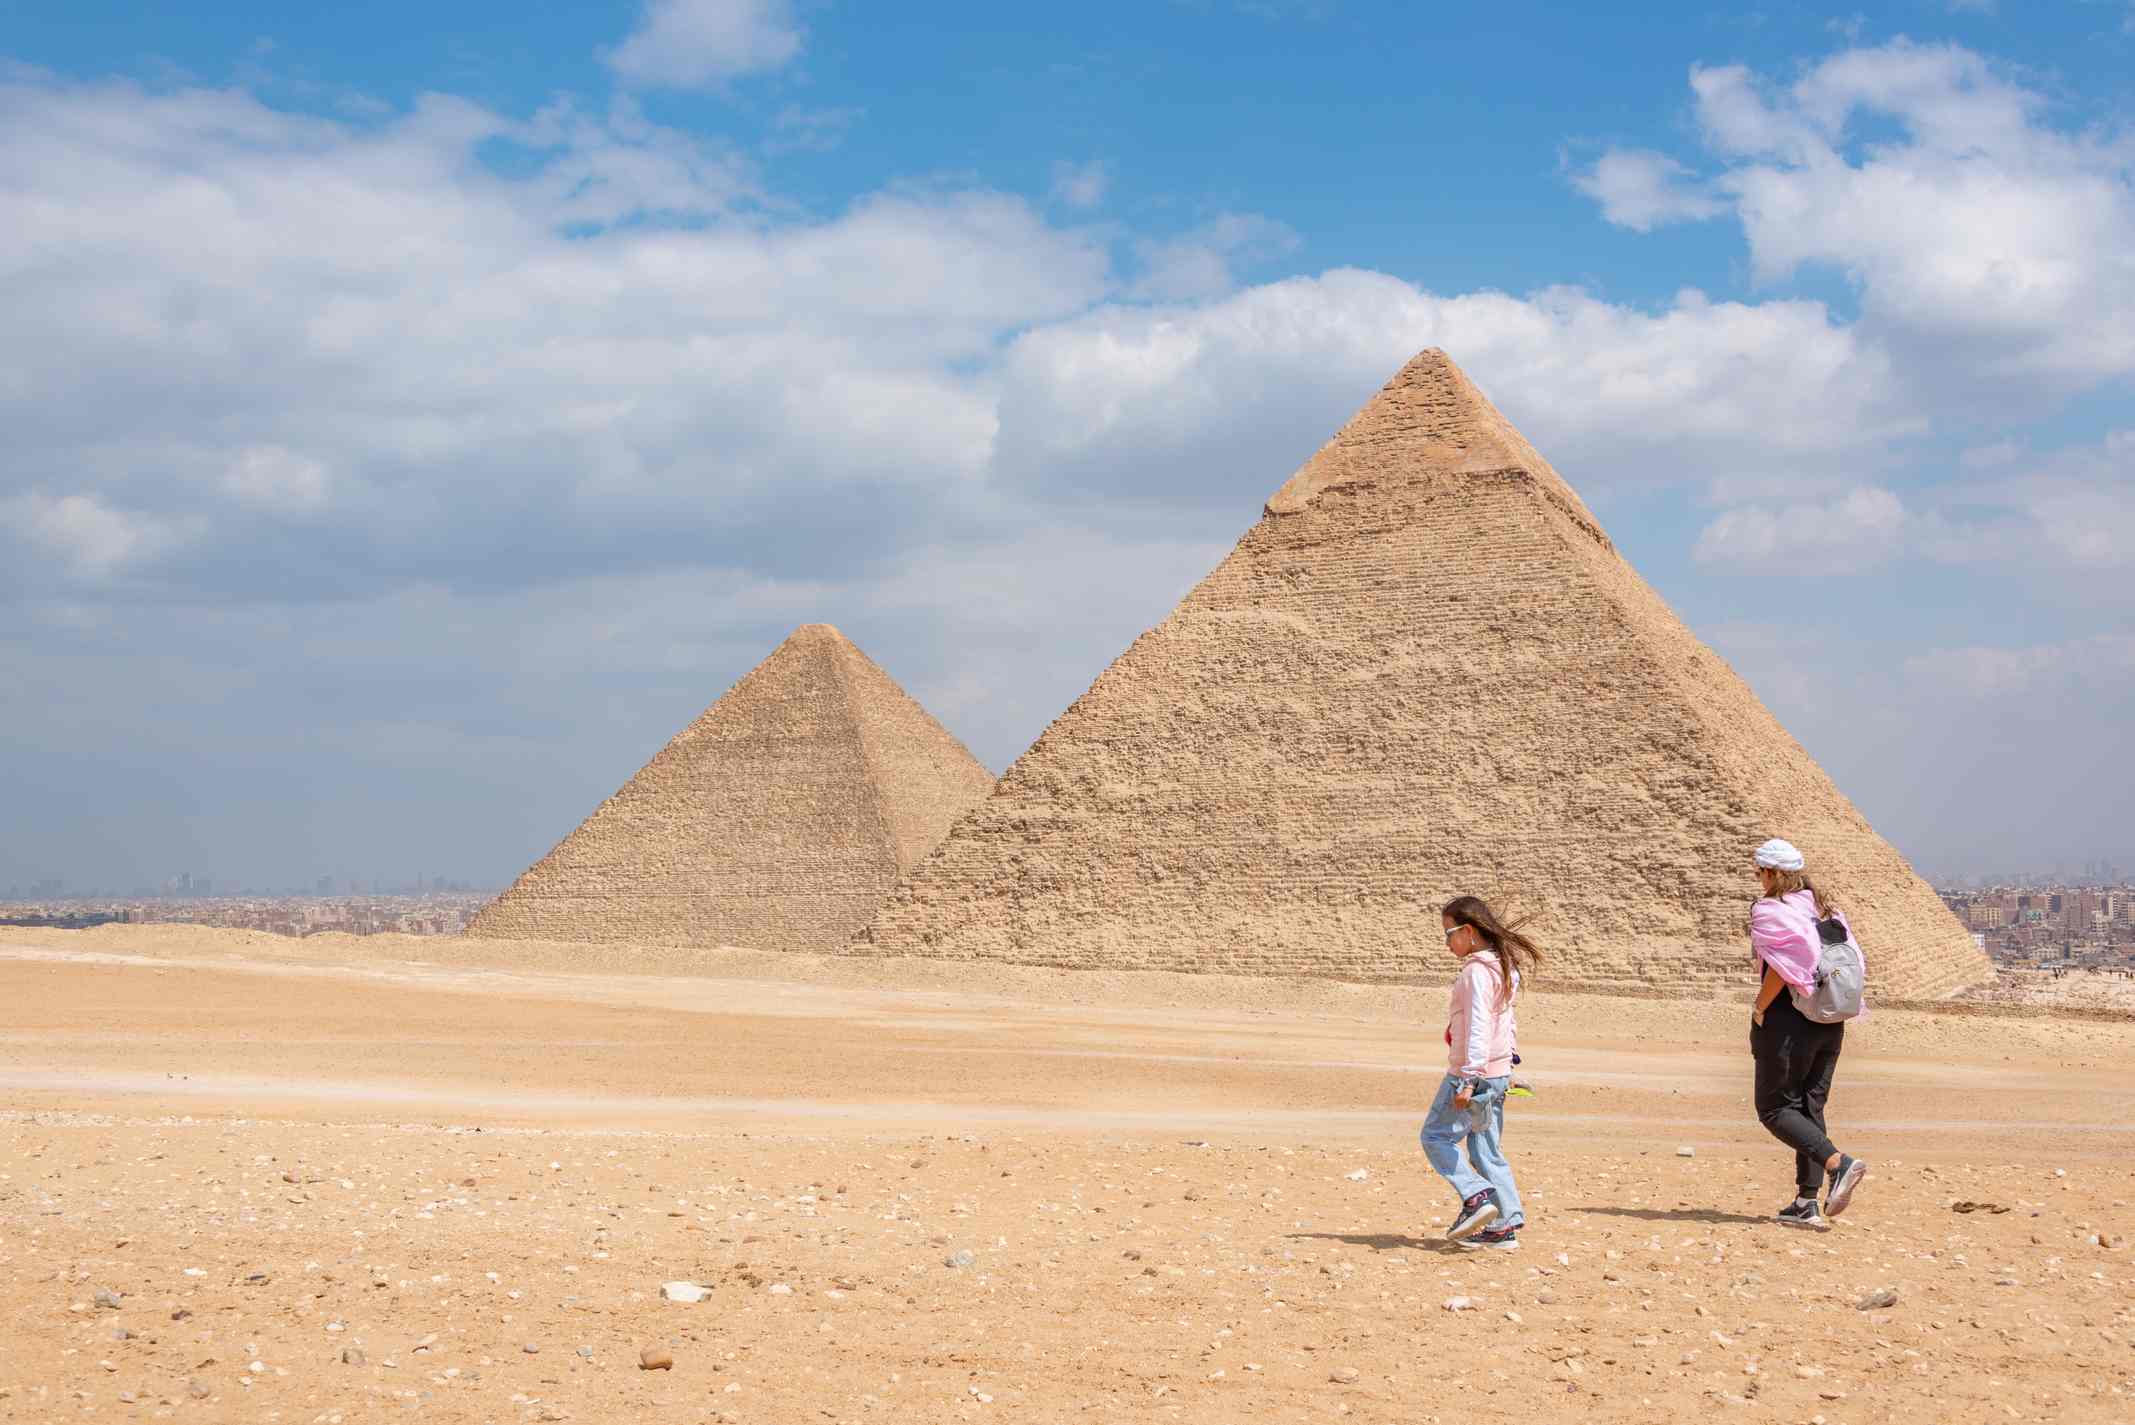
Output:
top-left (1420, 1073), bottom-right (1524, 1229)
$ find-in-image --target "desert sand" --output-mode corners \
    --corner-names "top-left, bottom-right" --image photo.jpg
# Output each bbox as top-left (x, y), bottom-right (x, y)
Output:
top-left (3, 924), bottom-right (2131, 1424)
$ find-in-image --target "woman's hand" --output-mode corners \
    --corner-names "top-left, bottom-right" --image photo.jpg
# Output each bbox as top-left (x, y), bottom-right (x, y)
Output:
top-left (1751, 1009), bottom-right (1765, 1028)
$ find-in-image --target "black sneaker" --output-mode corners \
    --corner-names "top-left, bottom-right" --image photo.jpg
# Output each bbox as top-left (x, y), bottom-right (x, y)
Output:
top-left (1776, 1197), bottom-right (1826, 1229)
top-left (1461, 1224), bottom-right (1521, 1251)
top-left (1825, 1155), bottom-right (1869, 1217)
top-left (1447, 1189), bottom-right (1500, 1241)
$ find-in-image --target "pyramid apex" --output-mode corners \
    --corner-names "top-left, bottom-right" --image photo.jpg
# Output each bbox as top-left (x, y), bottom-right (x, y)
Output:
top-left (788, 622), bottom-right (850, 644)
top-left (1265, 348), bottom-right (1593, 526)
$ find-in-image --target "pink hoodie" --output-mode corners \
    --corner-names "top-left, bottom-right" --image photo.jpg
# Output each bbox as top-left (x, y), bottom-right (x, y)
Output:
top-left (1751, 889), bottom-right (1856, 992)
top-left (1444, 950), bottom-right (1519, 1078)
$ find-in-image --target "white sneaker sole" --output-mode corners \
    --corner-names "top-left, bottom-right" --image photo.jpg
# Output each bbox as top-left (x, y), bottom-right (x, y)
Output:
top-left (1826, 1160), bottom-right (1869, 1217)
top-left (1446, 1203), bottom-right (1499, 1241)
top-left (1459, 1235), bottom-right (1520, 1251)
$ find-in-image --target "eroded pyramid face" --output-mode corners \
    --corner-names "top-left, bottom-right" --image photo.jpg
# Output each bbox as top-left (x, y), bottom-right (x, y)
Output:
top-left (856, 351), bottom-right (1987, 998)
top-left (469, 625), bottom-right (995, 954)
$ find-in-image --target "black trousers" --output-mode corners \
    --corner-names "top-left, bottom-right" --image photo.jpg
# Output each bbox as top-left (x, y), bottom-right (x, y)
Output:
top-left (1750, 994), bottom-right (1844, 1195)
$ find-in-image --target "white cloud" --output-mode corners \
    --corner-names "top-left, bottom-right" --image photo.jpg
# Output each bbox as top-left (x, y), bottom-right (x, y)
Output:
top-left (223, 446), bottom-right (331, 513)
top-left (1583, 42), bottom-right (2135, 394)
top-left (0, 71), bottom-right (1110, 603)
top-left (1902, 634), bottom-right (2135, 698)
top-left (606, 0), bottom-right (803, 89)
top-left (1050, 159), bottom-right (1110, 209)
top-left (767, 105), bottom-right (859, 154)
top-left (1128, 213), bottom-right (1301, 300)
top-left (1692, 486), bottom-right (1907, 571)
top-left (1569, 148), bottom-right (1725, 232)
top-left (1693, 428), bottom-right (2135, 585)
top-left (995, 272), bottom-right (1908, 507)
top-left (5, 492), bottom-right (197, 579)
top-left (1942, 429), bottom-right (2135, 572)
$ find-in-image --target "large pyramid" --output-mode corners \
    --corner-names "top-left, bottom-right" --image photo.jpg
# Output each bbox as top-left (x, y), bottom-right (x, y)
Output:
top-left (856, 351), bottom-right (1989, 997)
top-left (469, 625), bottom-right (995, 953)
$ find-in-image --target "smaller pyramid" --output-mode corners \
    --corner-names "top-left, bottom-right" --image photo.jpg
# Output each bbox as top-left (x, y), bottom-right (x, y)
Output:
top-left (468, 625), bottom-right (995, 953)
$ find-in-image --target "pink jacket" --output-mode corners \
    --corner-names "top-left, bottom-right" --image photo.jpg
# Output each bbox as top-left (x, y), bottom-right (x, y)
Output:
top-left (1750, 889), bottom-right (1856, 992)
top-left (1445, 950), bottom-right (1519, 1078)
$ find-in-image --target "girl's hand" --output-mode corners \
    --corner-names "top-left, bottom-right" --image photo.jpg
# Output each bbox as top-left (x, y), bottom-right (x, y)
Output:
top-left (1453, 1086), bottom-right (1473, 1110)
top-left (1751, 1009), bottom-right (1765, 1027)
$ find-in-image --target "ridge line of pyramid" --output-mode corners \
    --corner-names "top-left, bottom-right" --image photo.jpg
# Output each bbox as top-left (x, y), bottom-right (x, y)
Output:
top-left (820, 630), bottom-right (905, 876)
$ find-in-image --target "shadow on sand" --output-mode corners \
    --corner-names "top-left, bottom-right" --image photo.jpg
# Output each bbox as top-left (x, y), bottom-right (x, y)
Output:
top-left (1286, 1231), bottom-right (1468, 1255)
top-left (1567, 1205), bottom-right (1771, 1226)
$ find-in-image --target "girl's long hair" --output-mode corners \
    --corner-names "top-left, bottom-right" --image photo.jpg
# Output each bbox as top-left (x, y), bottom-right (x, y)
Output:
top-left (1759, 866), bottom-right (1835, 919)
top-left (1442, 895), bottom-right (1541, 1008)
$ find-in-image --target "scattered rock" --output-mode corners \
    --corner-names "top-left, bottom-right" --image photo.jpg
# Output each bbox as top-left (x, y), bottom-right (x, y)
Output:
top-left (523, 1343), bottom-right (540, 1354)
top-left (768, 1282), bottom-right (793, 1294)
top-left (341, 1348), bottom-right (366, 1367)
top-left (1344, 1168), bottom-right (1370, 1181)
top-left (1856, 1288), bottom-right (1900, 1310)
top-left (188, 1380), bottom-right (211, 1399)
top-left (1443, 1295), bottom-right (1474, 1311)
top-left (944, 1250), bottom-right (977, 1269)
top-left (639, 1347), bottom-right (673, 1371)
top-left (577, 1346), bottom-right (594, 1359)
top-left (1329, 1366), bottom-right (1360, 1384)
top-left (1676, 1146), bottom-right (1696, 1158)
top-left (93, 1288), bottom-right (122, 1310)
top-left (1951, 1201), bottom-right (2009, 1215)
top-left (660, 1281), bottom-right (708, 1304)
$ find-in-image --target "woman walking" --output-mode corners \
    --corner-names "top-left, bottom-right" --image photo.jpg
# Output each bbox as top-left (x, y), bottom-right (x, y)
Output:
top-left (1422, 895), bottom-right (1540, 1249)
top-left (1749, 838), bottom-right (1868, 1227)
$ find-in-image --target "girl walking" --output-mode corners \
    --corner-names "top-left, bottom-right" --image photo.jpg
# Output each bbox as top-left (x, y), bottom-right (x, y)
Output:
top-left (1749, 838), bottom-right (1868, 1227)
top-left (1422, 895), bottom-right (1540, 1248)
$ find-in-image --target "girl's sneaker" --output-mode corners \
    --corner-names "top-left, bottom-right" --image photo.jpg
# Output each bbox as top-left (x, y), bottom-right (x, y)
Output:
top-left (1775, 1197), bottom-right (1827, 1229)
top-left (1447, 1189), bottom-right (1500, 1241)
top-left (1461, 1224), bottom-right (1520, 1251)
top-left (1825, 1156), bottom-right (1869, 1217)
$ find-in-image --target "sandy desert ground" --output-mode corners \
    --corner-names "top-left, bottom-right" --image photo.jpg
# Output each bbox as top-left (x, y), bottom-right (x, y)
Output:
top-left (2, 924), bottom-right (2131, 1425)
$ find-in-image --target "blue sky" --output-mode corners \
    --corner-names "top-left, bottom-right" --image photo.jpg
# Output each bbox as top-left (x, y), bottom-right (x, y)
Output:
top-left (2, 0), bottom-right (2132, 893)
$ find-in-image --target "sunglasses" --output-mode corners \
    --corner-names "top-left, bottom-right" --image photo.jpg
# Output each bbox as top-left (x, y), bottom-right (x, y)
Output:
top-left (1443, 925), bottom-right (1464, 941)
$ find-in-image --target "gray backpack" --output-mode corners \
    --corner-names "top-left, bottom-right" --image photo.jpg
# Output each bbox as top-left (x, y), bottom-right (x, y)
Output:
top-left (1790, 916), bottom-right (1865, 1024)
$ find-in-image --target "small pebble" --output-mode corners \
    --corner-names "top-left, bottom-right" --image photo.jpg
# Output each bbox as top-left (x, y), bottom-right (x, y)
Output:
top-left (523, 1343), bottom-right (540, 1355)
top-left (341, 1348), bottom-right (366, 1367)
top-left (945, 1250), bottom-right (976, 1269)
top-left (640, 1347), bottom-right (674, 1371)
top-left (1329, 1366), bottom-right (1360, 1384)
